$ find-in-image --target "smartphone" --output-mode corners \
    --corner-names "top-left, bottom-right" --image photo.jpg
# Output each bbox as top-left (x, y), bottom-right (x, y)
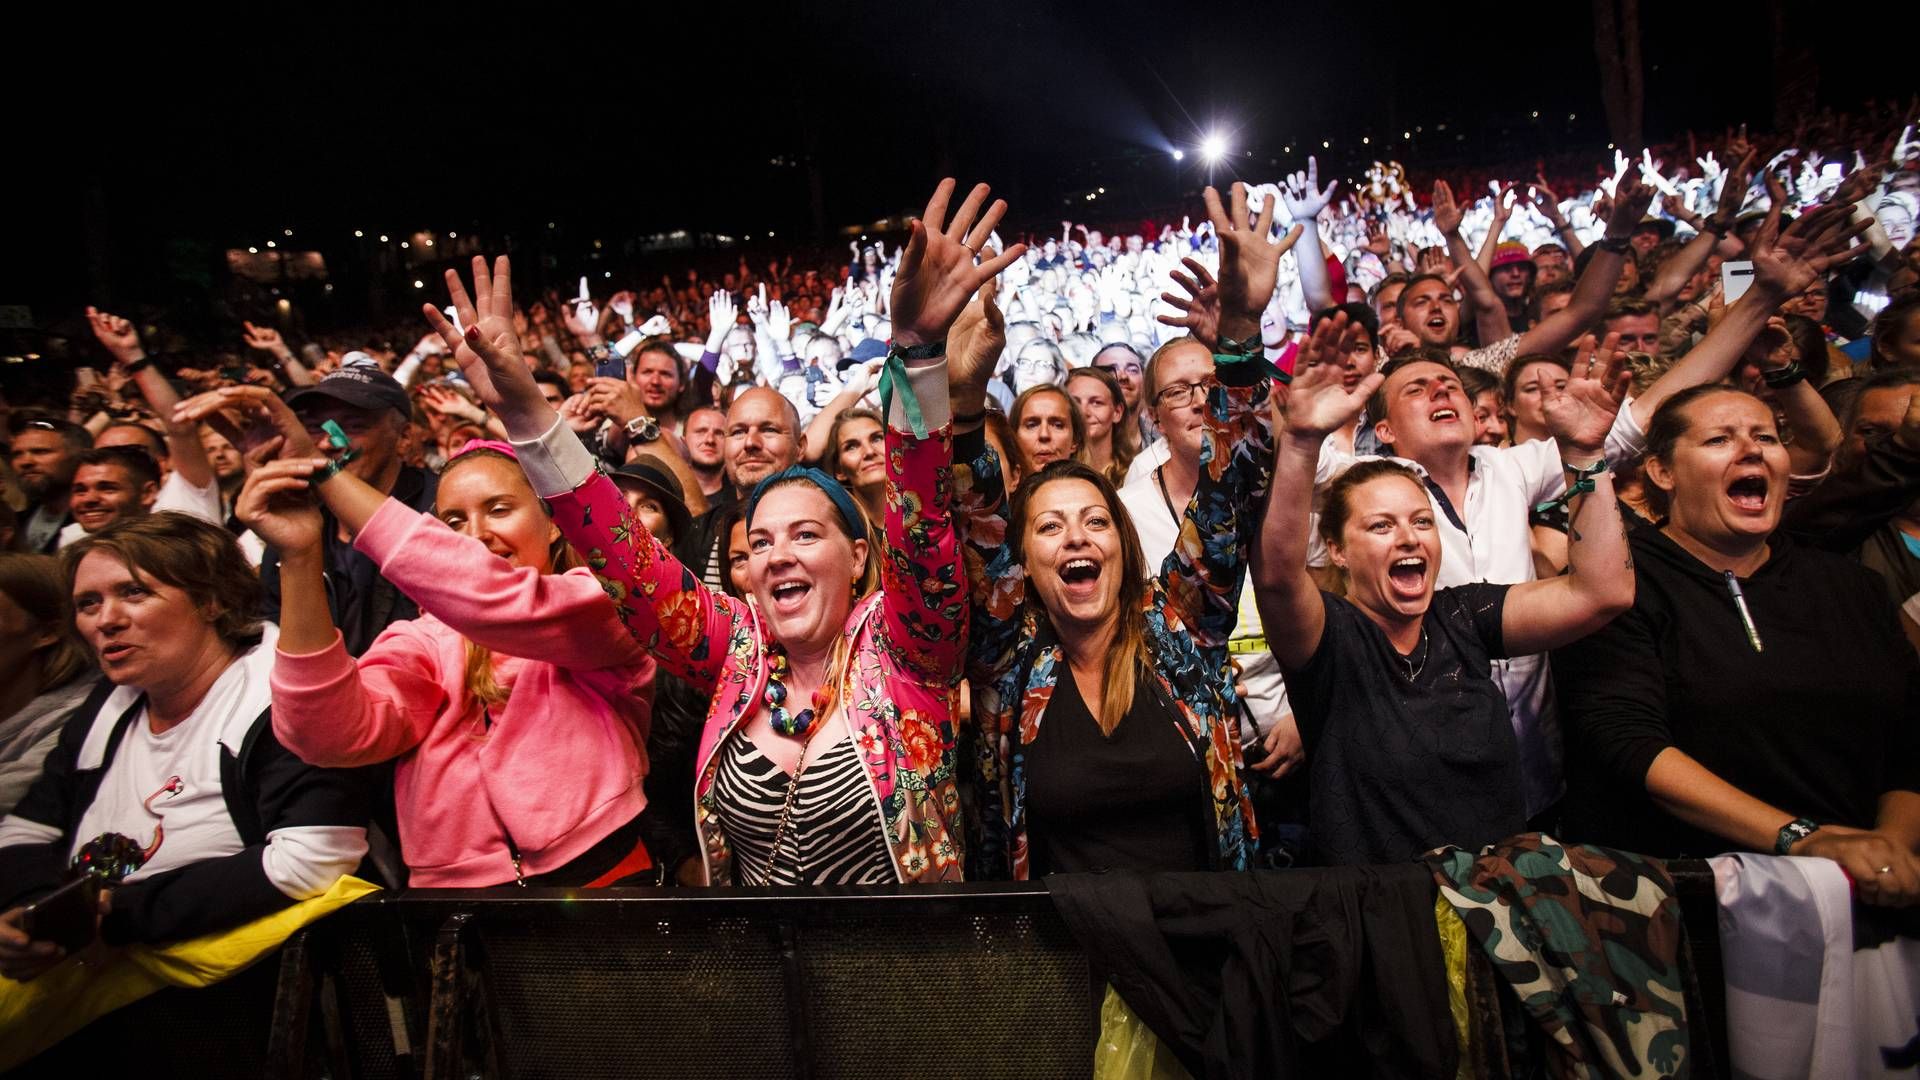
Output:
top-left (594, 354), bottom-right (625, 380)
top-left (1721, 260), bottom-right (1756, 304)
top-left (22, 876), bottom-right (100, 953)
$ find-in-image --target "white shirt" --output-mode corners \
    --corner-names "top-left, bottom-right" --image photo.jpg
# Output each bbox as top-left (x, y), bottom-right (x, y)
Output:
top-left (71, 700), bottom-right (248, 884)
top-left (1118, 466), bottom-right (1287, 745)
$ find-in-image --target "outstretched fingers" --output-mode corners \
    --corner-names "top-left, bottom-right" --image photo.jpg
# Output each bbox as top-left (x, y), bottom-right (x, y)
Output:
top-left (947, 183), bottom-right (991, 243)
top-left (965, 198), bottom-right (1007, 254)
top-left (921, 178), bottom-right (956, 239)
top-left (422, 304), bottom-right (465, 354)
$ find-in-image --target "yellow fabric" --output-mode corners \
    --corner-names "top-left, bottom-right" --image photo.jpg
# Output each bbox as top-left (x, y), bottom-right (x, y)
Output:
top-left (1093, 983), bottom-right (1192, 1080)
top-left (0, 875), bottom-right (378, 1069)
top-left (1435, 891), bottom-right (1475, 1080)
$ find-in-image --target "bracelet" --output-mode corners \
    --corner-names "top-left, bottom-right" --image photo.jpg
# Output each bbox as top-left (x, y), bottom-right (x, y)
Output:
top-left (122, 357), bottom-right (151, 376)
top-left (1533, 458), bottom-right (1609, 516)
top-left (1703, 218), bottom-right (1733, 238)
top-left (1761, 361), bottom-right (1808, 389)
top-left (879, 340), bottom-right (944, 439)
top-left (1775, 817), bottom-right (1820, 856)
top-left (888, 340), bottom-right (945, 361)
top-left (308, 419), bottom-right (359, 486)
top-left (1594, 236), bottom-right (1634, 255)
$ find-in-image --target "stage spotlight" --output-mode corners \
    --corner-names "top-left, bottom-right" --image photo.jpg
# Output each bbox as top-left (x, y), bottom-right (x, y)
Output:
top-left (1201, 134), bottom-right (1226, 163)
top-left (1171, 148), bottom-right (1185, 161)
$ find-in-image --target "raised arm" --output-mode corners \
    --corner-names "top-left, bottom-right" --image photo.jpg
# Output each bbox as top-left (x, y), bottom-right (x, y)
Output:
top-left (1500, 337), bottom-right (1636, 655)
top-left (1280, 158), bottom-right (1339, 316)
top-left (800, 360), bottom-right (882, 464)
top-left (84, 307), bottom-right (214, 491)
top-left (1529, 176), bottom-right (1585, 259)
top-left (1511, 177), bottom-right (1657, 359)
top-left (1251, 315), bottom-right (1382, 671)
top-left (1629, 200), bottom-right (1871, 431)
top-left (1474, 182), bottom-right (1515, 273)
top-left (242, 321), bottom-right (318, 388)
top-left (1431, 181), bottom-right (1511, 347)
top-left (427, 256), bottom-right (737, 689)
top-left (874, 178), bottom-right (1025, 682)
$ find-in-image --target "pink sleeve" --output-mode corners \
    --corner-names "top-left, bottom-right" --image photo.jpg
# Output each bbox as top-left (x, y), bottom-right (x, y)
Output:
top-left (876, 421), bottom-right (967, 684)
top-left (355, 498), bottom-right (648, 672)
top-left (544, 470), bottom-right (739, 693)
top-left (270, 628), bottom-right (447, 768)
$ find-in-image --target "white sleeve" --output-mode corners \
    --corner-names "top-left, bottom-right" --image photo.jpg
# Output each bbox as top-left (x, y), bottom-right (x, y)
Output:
top-left (1604, 395), bottom-right (1647, 468)
top-left (260, 825), bottom-right (369, 899)
top-left (509, 415), bottom-right (602, 499)
top-left (153, 471), bottom-right (225, 526)
top-left (0, 815), bottom-right (62, 851)
top-left (1502, 440), bottom-right (1568, 507)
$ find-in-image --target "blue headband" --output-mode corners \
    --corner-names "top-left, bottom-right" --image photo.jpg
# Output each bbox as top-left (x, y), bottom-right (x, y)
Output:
top-left (744, 466), bottom-right (869, 542)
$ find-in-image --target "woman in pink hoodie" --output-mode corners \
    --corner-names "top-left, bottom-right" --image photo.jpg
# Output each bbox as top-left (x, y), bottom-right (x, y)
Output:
top-left (200, 387), bottom-right (657, 888)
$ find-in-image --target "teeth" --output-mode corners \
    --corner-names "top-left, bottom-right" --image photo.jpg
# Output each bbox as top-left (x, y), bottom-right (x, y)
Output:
top-left (1393, 558), bottom-right (1424, 568)
top-left (1431, 410), bottom-right (1456, 421)
top-left (1064, 559), bottom-right (1095, 572)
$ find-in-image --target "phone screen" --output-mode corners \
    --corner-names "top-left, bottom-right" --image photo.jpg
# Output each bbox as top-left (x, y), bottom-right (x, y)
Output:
top-left (595, 355), bottom-right (626, 380)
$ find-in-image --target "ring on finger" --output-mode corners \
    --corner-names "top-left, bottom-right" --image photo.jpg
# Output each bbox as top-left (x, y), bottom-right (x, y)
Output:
top-left (1879, 865), bottom-right (1894, 874)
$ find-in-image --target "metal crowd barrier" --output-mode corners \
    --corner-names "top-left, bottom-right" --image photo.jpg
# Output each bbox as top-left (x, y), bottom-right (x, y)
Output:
top-left (6, 864), bottom-right (1728, 1080)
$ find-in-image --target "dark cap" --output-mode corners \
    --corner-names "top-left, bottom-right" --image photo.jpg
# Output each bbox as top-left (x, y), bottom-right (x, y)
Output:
top-left (286, 357), bottom-right (412, 421)
top-left (610, 457), bottom-right (693, 542)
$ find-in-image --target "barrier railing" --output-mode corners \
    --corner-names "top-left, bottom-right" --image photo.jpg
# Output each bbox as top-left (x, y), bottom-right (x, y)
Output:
top-left (11, 864), bottom-right (1728, 1080)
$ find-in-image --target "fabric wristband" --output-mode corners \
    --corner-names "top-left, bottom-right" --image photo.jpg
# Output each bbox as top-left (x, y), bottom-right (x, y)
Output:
top-left (878, 341), bottom-right (945, 439)
top-left (1533, 458), bottom-right (1609, 516)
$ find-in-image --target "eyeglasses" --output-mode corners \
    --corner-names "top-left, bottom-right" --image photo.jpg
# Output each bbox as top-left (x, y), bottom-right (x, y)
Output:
top-left (1154, 377), bottom-right (1219, 409)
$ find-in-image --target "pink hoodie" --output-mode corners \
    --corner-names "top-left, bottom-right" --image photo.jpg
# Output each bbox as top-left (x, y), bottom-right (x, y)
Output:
top-left (270, 498), bottom-right (654, 887)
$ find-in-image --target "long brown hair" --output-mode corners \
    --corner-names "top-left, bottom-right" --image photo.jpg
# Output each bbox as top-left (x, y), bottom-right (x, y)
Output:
top-left (440, 449), bottom-right (583, 709)
top-left (1008, 461), bottom-right (1151, 736)
top-left (1, 552), bottom-right (93, 693)
top-left (1066, 365), bottom-right (1137, 484)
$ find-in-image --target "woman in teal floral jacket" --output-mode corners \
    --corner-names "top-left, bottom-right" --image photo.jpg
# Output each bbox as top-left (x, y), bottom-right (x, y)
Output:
top-left (954, 184), bottom-right (1297, 880)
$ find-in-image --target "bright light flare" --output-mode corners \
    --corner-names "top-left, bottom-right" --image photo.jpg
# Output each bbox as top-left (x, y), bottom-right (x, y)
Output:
top-left (1200, 134), bottom-right (1227, 163)
top-left (1171, 148), bottom-right (1185, 161)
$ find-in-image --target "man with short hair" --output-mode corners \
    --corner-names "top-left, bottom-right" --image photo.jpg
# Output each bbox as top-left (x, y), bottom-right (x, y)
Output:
top-left (672, 386), bottom-right (802, 592)
top-left (681, 405), bottom-right (728, 499)
top-left (83, 308), bottom-right (228, 539)
top-left (62, 446), bottom-right (160, 538)
top-left (629, 342), bottom-right (688, 433)
top-left (8, 416), bottom-right (89, 553)
top-left (1603, 298), bottom-right (1663, 354)
top-left (259, 359), bottom-right (436, 654)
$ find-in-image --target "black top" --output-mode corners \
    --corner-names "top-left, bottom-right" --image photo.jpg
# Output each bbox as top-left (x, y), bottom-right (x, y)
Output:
top-left (1025, 668), bottom-right (1213, 877)
top-left (1282, 584), bottom-right (1525, 866)
top-left (1554, 528), bottom-right (1920, 858)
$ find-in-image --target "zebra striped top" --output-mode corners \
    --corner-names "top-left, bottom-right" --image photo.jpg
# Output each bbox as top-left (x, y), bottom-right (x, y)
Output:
top-left (710, 732), bottom-right (895, 886)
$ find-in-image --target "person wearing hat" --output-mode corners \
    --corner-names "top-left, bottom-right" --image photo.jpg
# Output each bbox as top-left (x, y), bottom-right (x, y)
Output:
top-left (610, 457), bottom-right (693, 549)
top-left (258, 357), bottom-right (438, 655)
top-left (1630, 214), bottom-right (1677, 257)
top-left (1488, 241), bottom-right (1538, 334)
top-left (1531, 242), bottom-right (1573, 288)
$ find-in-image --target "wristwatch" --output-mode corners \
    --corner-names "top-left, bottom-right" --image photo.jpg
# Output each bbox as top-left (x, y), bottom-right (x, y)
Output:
top-left (624, 415), bottom-right (660, 443)
top-left (1760, 361), bottom-right (1808, 389)
top-left (1775, 816), bottom-right (1820, 855)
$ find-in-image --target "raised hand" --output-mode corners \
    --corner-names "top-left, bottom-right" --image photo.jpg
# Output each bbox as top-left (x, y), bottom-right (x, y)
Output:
top-left (609, 290), bottom-right (636, 324)
top-left (242, 320), bottom-right (294, 359)
top-left (174, 384), bottom-right (319, 459)
top-left (1202, 182), bottom-right (1303, 339)
top-left (890, 179), bottom-right (1026, 347)
top-left (84, 307), bottom-right (145, 364)
top-left (746, 283), bottom-right (770, 325)
top-left (946, 276), bottom-right (1006, 400)
top-left (766, 298), bottom-right (793, 343)
top-left (1157, 256), bottom-right (1222, 349)
top-left (1749, 201), bottom-right (1871, 296)
top-left (1283, 314), bottom-right (1382, 441)
top-left (1488, 182), bottom-right (1516, 232)
top-left (1280, 156), bottom-right (1338, 222)
top-left (417, 383), bottom-right (487, 426)
top-left (1431, 179), bottom-right (1465, 235)
top-left (422, 256), bottom-right (543, 432)
top-left (562, 295), bottom-right (599, 343)
top-left (1542, 333), bottom-right (1631, 454)
top-left (234, 455), bottom-right (328, 555)
top-left (1603, 176), bottom-right (1658, 239)
top-left (705, 290), bottom-right (738, 352)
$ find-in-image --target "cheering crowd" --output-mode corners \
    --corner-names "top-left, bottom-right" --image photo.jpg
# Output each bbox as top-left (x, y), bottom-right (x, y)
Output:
top-left (1, 114), bottom-right (1918, 1013)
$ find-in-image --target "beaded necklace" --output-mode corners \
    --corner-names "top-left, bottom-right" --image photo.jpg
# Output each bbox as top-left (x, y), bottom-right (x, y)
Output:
top-left (764, 644), bottom-right (829, 737)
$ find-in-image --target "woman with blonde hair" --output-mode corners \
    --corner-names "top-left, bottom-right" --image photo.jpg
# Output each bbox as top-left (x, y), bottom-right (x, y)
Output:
top-left (190, 386), bottom-right (660, 888)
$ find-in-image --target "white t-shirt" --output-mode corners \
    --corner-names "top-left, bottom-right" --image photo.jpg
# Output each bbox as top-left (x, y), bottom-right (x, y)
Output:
top-left (1118, 467), bottom-right (1287, 746)
top-left (71, 702), bottom-right (247, 884)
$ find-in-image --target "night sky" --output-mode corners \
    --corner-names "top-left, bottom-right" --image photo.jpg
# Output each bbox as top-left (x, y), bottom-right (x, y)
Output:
top-left (5, 1), bottom-right (1915, 327)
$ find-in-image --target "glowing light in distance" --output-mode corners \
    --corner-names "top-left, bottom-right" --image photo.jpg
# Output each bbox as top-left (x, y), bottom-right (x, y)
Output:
top-left (1200, 134), bottom-right (1226, 163)
top-left (1171, 148), bottom-right (1185, 161)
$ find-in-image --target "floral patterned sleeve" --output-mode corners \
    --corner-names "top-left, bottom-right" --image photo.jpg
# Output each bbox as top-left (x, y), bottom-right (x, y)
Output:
top-left (543, 469), bottom-right (738, 694)
top-left (952, 426), bottom-right (1027, 692)
top-left (875, 415), bottom-right (969, 686)
top-left (1159, 361), bottom-right (1274, 653)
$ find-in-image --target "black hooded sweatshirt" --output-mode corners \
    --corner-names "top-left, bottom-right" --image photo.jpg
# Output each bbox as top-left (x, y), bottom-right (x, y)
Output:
top-left (1553, 526), bottom-right (1920, 858)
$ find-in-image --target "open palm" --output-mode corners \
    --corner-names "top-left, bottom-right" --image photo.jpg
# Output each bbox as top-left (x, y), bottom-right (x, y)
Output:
top-left (1284, 315), bottom-right (1379, 439)
top-left (1542, 334), bottom-right (1630, 453)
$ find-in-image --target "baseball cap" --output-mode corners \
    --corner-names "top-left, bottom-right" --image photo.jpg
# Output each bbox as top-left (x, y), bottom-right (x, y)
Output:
top-left (842, 337), bottom-right (889, 372)
top-left (286, 355), bottom-right (412, 421)
top-left (610, 457), bottom-right (693, 542)
top-left (1490, 241), bottom-right (1536, 271)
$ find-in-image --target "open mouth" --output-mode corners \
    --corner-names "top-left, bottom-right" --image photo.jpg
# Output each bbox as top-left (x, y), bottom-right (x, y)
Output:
top-left (1386, 556), bottom-right (1428, 595)
top-left (100, 642), bottom-right (135, 663)
top-left (1057, 558), bottom-right (1103, 599)
top-left (1726, 475), bottom-right (1769, 512)
top-left (1424, 314), bottom-right (1449, 332)
top-left (1428, 408), bottom-right (1459, 424)
top-left (769, 580), bottom-right (812, 612)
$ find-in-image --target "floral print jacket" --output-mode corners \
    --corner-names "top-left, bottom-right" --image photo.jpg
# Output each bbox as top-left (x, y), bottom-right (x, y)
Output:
top-left (535, 409), bottom-right (968, 886)
top-left (957, 356), bottom-right (1273, 880)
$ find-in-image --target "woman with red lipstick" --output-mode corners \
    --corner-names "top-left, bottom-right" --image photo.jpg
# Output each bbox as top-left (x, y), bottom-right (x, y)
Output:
top-left (1252, 331), bottom-right (1638, 866)
top-left (1555, 386), bottom-right (1920, 904)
